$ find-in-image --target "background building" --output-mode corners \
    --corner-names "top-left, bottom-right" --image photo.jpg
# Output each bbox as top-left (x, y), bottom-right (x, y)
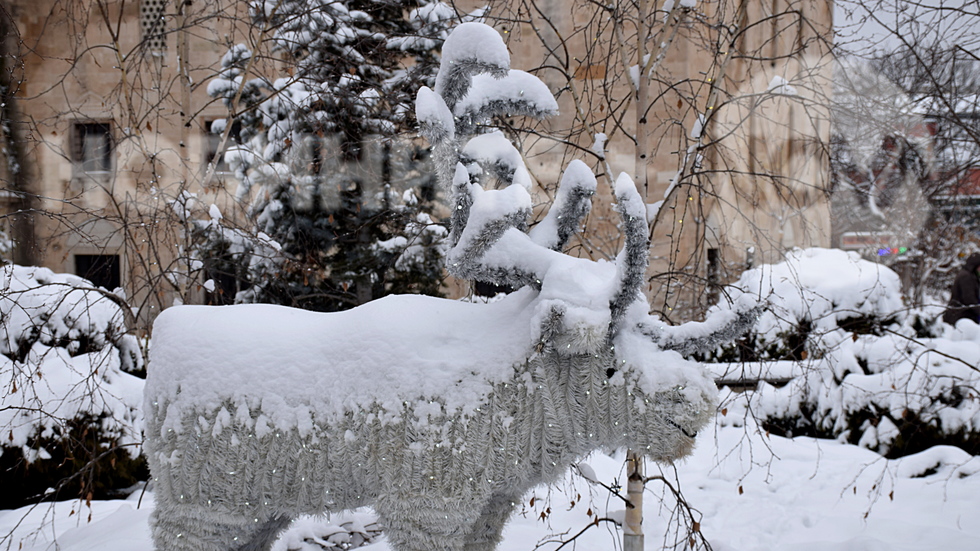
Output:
top-left (0, 0), bottom-right (836, 326)
top-left (1, 0), bottom-right (251, 328)
top-left (475, 0), bottom-right (834, 317)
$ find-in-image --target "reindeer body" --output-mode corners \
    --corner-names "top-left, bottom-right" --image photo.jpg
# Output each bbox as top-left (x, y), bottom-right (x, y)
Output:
top-left (145, 21), bottom-right (756, 551)
top-left (144, 290), bottom-right (715, 551)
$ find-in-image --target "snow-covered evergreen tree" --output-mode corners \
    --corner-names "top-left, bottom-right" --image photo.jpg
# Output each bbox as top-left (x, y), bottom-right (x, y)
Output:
top-left (202, 1), bottom-right (475, 310)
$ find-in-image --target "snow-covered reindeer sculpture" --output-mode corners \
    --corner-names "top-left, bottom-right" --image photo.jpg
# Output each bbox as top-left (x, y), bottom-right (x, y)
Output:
top-left (145, 22), bottom-right (758, 551)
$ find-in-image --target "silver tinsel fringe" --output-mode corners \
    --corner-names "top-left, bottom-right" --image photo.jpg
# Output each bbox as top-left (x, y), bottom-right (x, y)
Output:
top-left (146, 350), bottom-right (713, 551)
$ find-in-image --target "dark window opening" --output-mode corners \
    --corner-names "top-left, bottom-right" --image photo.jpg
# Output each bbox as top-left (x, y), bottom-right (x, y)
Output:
top-left (203, 255), bottom-right (248, 306)
top-left (205, 119), bottom-right (241, 173)
top-left (75, 254), bottom-right (121, 291)
top-left (707, 248), bottom-right (720, 305)
top-left (72, 123), bottom-right (112, 173)
top-left (205, 269), bottom-right (241, 305)
top-left (474, 281), bottom-right (513, 298)
top-left (305, 136), bottom-right (323, 177)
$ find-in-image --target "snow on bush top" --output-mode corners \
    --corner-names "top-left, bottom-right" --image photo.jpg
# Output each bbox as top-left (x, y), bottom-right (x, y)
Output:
top-left (1, 345), bottom-right (145, 457)
top-left (721, 248), bottom-right (903, 339)
top-left (0, 265), bottom-right (144, 457)
top-left (706, 249), bottom-right (980, 457)
top-left (0, 265), bottom-right (140, 367)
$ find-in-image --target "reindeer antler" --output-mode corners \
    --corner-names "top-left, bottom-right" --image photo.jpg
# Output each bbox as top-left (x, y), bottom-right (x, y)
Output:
top-left (609, 174), bottom-right (652, 338)
top-left (419, 23), bottom-right (654, 343)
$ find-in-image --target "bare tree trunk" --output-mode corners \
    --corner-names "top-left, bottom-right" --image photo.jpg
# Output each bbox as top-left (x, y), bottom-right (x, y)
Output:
top-left (624, 450), bottom-right (644, 551)
top-left (0, 6), bottom-right (36, 265)
top-left (177, 0), bottom-right (192, 186)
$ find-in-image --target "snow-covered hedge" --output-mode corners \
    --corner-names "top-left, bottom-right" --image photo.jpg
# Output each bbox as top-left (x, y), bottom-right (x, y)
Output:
top-left (0, 265), bottom-right (145, 507)
top-left (712, 248), bottom-right (980, 457)
top-left (702, 248), bottom-right (904, 362)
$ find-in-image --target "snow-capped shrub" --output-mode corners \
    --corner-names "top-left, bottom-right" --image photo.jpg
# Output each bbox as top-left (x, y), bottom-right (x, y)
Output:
top-left (702, 248), bottom-right (904, 362)
top-left (712, 248), bottom-right (980, 457)
top-left (0, 264), bottom-right (145, 508)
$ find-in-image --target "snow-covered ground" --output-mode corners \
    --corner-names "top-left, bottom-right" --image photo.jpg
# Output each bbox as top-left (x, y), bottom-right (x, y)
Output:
top-left (4, 420), bottom-right (978, 551)
top-left (0, 250), bottom-right (980, 551)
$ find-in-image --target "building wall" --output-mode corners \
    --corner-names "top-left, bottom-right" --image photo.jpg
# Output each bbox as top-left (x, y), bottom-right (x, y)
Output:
top-left (3, 0), bottom-right (835, 325)
top-left (5, 0), bottom-right (251, 327)
top-left (703, 0), bottom-right (834, 268)
top-left (474, 0), bottom-right (834, 317)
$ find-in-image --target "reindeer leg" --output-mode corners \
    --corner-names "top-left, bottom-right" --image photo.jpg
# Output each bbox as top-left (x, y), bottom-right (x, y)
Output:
top-left (150, 503), bottom-right (290, 551)
top-left (374, 494), bottom-right (484, 551)
top-left (235, 515), bottom-right (292, 551)
top-left (462, 493), bottom-right (521, 551)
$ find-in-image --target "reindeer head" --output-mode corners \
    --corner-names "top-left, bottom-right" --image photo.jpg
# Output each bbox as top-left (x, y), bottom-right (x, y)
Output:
top-left (412, 22), bottom-right (767, 464)
top-left (417, 22), bottom-right (759, 367)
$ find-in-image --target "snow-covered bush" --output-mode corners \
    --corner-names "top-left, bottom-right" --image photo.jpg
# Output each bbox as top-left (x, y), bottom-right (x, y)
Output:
top-left (713, 248), bottom-right (980, 457)
top-left (145, 22), bottom-right (760, 551)
top-left (0, 265), bottom-right (145, 508)
top-left (702, 248), bottom-right (905, 362)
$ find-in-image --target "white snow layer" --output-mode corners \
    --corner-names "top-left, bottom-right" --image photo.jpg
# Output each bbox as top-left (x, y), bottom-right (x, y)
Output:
top-left (434, 21), bottom-right (510, 99)
top-left (147, 285), bottom-right (716, 437)
top-left (461, 131), bottom-right (532, 189)
top-left (8, 422), bottom-right (980, 551)
top-left (415, 86), bottom-right (455, 140)
top-left (454, 70), bottom-right (559, 118)
top-left (148, 291), bottom-right (538, 431)
top-left (437, 22), bottom-right (510, 71)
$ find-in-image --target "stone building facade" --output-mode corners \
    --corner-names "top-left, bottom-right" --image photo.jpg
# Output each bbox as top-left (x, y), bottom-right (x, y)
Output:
top-left (2, 0), bottom-right (250, 326)
top-left (0, 0), bottom-right (834, 325)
